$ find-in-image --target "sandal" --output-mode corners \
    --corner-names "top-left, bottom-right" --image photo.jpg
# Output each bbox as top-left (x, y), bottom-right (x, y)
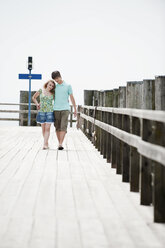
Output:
top-left (58, 146), bottom-right (64, 150)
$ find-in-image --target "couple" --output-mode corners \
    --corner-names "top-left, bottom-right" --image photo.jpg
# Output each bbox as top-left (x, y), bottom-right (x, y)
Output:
top-left (32, 71), bottom-right (77, 150)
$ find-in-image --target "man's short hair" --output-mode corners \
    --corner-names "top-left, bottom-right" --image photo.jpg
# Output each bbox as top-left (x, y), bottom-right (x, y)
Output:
top-left (51, 71), bottom-right (61, 79)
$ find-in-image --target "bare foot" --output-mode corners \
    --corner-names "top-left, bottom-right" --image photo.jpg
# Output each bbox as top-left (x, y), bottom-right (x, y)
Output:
top-left (43, 144), bottom-right (49, 149)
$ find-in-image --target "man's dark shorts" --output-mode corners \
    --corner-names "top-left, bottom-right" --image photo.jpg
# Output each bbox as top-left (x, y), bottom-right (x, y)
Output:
top-left (54, 110), bottom-right (70, 132)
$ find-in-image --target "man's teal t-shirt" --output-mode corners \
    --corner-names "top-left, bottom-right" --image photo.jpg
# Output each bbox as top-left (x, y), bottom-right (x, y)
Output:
top-left (53, 81), bottom-right (73, 111)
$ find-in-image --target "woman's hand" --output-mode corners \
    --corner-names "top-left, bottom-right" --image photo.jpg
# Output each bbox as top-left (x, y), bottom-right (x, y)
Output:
top-left (74, 111), bottom-right (77, 118)
top-left (36, 103), bottom-right (40, 110)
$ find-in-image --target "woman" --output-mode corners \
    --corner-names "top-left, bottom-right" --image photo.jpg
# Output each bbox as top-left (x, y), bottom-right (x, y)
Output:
top-left (32, 80), bottom-right (55, 149)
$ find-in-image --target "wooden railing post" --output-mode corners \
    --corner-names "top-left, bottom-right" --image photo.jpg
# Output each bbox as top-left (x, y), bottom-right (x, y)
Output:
top-left (104, 90), bottom-right (113, 163)
top-left (111, 89), bottom-right (118, 168)
top-left (126, 81), bottom-right (142, 108)
top-left (140, 119), bottom-right (153, 205)
top-left (106, 112), bottom-right (112, 163)
top-left (96, 109), bottom-right (101, 151)
top-left (99, 91), bottom-right (104, 155)
top-left (113, 89), bottom-right (119, 107)
top-left (153, 161), bottom-right (165, 222)
top-left (103, 111), bottom-right (107, 159)
top-left (118, 86), bottom-right (126, 108)
top-left (111, 113), bottom-right (117, 168)
top-left (155, 76), bottom-right (165, 110)
top-left (130, 117), bottom-right (140, 192)
top-left (100, 109), bottom-right (104, 155)
top-left (104, 90), bottom-right (114, 107)
top-left (89, 109), bottom-right (93, 141)
top-left (122, 115), bottom-right (130, 182)
top-left (115, 87), bottom-right (126, 173)
top-left (153, 121), bottom-right (165, 222)
top-left (142, 79), bottom-right (155, 110)
top-left (116, 114), bottom-right (122, 174)
top-left (84, 90), bottom-right (94, 106)
top-left (19, 90), bottom-right (37, 126)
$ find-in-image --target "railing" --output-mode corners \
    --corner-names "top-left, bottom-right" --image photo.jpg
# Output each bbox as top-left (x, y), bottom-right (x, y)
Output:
top-left (77, 105), bottom-right (165, 223)
top-left (0, 103), bottom-right (76, 127)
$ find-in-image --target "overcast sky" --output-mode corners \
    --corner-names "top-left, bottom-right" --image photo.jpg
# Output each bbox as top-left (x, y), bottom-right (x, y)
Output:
top-left (0, 0), bottom-right (165, 105)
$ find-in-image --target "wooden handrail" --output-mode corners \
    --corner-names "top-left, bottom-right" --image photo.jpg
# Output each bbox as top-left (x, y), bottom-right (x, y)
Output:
top-left (0, 103), bottom-right (35, 106)
top-left (78, 105), bottom-right (165, 223)
top-left (80, 112), bottom-right (165, 166)
top-left (0, 103), bottom-right (77, 127)
top-left (83, 105), bottom-right (165, 122)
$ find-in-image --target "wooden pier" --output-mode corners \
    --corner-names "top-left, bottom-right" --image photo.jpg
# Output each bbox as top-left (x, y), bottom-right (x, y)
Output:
top-left (0, 126), bottom-right (165, 248)
top-left (0, 75), bottom-right (165, 247)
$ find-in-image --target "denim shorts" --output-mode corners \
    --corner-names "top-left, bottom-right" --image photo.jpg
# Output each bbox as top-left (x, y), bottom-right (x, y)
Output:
top-left (36, 112), bottom-right (55, 124)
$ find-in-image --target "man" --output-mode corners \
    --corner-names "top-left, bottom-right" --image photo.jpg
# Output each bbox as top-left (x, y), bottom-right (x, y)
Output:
top-left (51, 71), bottom-right (77, 150)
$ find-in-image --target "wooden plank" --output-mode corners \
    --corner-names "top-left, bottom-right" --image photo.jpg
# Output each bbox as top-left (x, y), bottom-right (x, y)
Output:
top-left (0, 137), bottom-right (37, 195)
top-left (78, 130), bottom-right (165, 247)
top-left (0, 143), bottom-right (42, 218)
top-left (33, 150), bottom-right (57, 217)
top-left (29, 217), bottom-right (56, 248)
top-left (80, 219), bottom-right (109, 248)
top-left (57, 218), bottom-right (82, 248)
top-left (56, 179), bottom-right (76, 219)
top-left (71, 178), bottom-right (98, 219)
top-left (72, 137), bottom-right (136, 247)
top-left (0, 217), bottom-right (33, 248)
top-left (102, 218), bottom-right (135, 247)
top-left (0, 127), bottom-right (165, 248)
top-left (0, 134), bottom-right (23, 158)
top-left (10, 150), bottom-right (48, 217)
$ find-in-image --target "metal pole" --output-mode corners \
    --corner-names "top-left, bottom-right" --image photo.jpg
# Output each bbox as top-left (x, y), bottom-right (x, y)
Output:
top-left (28, 69), bottom-right (32, 126)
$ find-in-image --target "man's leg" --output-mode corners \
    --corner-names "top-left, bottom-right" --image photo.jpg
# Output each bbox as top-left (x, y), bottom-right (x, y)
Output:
top-left (59, 131), bottom-right (66, 146)
top-left (58, 110), bottom-right (69, 148)
top-left (56, 131), bottom-right (60, 143)
top-left (54, 111), bottom-right (61, 146)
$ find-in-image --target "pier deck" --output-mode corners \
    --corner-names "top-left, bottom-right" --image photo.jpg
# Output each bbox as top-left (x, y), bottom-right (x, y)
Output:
top-left (0, 127), bottom-right (165, 248)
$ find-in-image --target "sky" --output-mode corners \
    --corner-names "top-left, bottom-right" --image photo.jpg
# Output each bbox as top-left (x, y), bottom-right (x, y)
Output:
top-left (0, 0), bottom-right (165, 106)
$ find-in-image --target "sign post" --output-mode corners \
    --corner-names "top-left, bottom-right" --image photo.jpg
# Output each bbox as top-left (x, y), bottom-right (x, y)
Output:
top-left (18, 57), bottom-right (42, 126)
top-left (28, 68), bottom-right (32, 126)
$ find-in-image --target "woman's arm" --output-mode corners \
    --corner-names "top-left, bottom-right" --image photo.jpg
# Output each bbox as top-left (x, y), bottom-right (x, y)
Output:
top-left (32, 91), bottom-right (40, 110)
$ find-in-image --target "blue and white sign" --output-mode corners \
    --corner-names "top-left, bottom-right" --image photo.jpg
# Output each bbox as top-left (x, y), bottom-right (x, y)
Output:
top-left (19, 74), bottom-right (42, 80)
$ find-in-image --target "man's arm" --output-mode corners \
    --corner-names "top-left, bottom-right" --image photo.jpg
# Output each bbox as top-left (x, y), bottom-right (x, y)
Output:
top-left (70, 94), bottom-right (77, 117)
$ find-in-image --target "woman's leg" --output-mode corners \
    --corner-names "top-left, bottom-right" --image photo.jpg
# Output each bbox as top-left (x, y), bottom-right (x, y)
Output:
top-left (41, 123), bottom-right (46, 137)
top-left (44, 123), bottom-right (51, 147)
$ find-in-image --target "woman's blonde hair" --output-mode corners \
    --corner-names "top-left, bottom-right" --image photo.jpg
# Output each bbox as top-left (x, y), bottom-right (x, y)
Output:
top-left (43, 80), bottom-right (56, 98)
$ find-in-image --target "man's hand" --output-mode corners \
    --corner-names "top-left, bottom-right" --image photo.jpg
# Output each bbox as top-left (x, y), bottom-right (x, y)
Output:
top-left (74, 111), bottom-right (77, 118)
top-left (70, 94), bottom-right (77, 118)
